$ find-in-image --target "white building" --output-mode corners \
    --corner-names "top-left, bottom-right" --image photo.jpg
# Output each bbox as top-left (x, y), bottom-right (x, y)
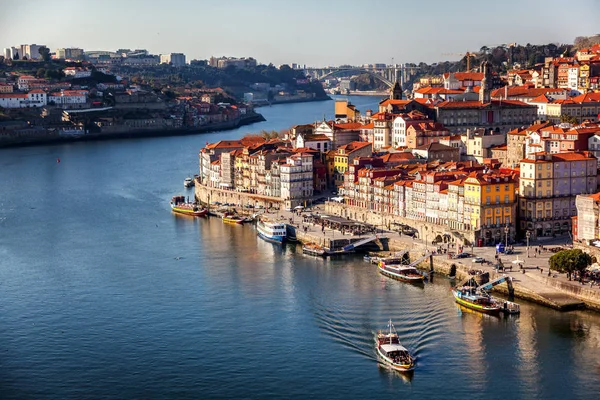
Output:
top-left (48, 90), bottom-right (88, 106)
top-left (20, 44), bottom-right (44, 60)
top-left (568, 67), bottom-right (580, 92)
top-left (280, 153), bottom-right (313, 208)
top-left (295, 133), bottom-right (331, 153)
top-left (0, 90), bottom-right (46, 108)
top-left (589, 133), bottom-right (600, 167)
top-left (63, 67), bottom-right (92, 78)
top-left (160, 53), bottom-right (186, 67)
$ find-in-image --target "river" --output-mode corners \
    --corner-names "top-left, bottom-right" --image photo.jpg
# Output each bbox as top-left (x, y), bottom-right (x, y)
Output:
top-left (0, 96), bottom-right (599, 399)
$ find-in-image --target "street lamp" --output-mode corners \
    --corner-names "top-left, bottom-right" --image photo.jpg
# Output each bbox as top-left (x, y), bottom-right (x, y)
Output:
top-left (504, 224), bottom-right (509, 251)
top-left (526, 231), bottom-right (531, 258)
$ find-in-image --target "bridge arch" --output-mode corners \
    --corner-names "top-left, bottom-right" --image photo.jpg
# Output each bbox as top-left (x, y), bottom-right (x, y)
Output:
top-left (314, 68), bottom-right (395, 88)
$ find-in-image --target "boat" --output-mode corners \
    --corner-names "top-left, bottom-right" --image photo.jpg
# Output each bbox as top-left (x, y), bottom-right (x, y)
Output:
top-left (378, 256), bottom-right (427, 283)
top-left (451, 287), bottom-right (502, 314)
top-left (222, 214), bottom-right (245, 224)
top-left (302, 243), bottom-right (326, 257)
top-left (451, 275), bottom-right (519, 315)
top-left (170, 196), bottom-right (207, 217)
top-left (184, 177), bottom-right (195, 188)
top-left (256, 217), bottom-right (287, 243)
top-left (375, 319), bottom-right (414, 372)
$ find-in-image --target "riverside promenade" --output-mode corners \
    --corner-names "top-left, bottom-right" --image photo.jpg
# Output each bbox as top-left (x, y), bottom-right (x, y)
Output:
top-left (197, 181), bottom-right (600, 312)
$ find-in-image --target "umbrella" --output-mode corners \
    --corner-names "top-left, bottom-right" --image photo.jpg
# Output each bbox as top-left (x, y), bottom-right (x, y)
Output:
top-left (512, 258), bottom-right (524, 264)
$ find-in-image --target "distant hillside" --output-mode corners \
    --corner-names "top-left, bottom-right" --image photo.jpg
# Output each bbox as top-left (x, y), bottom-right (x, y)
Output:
top-left (574, 34), bottom-right (600, 49)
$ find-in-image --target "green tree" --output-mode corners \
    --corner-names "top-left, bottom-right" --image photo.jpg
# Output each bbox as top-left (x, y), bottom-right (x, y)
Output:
top-left (560, 114), bottom-right (579, 124)
top-left (38, 46), bottom-right (51, 62)
top-left (36, 67), bottom-right (46, 78)
top-left (13, 51), bottom-right (19, 60)
top-left (549, 249), bottom-right (592, 281)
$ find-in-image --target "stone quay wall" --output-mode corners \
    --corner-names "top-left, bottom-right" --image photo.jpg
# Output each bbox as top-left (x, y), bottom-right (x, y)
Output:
top-left (195, 183), bottom-right (284, 210)
top-left (325, 202), bottom-right (476, 245)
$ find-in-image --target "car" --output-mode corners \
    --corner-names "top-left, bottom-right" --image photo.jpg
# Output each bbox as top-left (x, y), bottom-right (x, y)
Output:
top-left (472, 257), bottom-right (485, 263)
top-left (456, 253), bottom-right (471, 259)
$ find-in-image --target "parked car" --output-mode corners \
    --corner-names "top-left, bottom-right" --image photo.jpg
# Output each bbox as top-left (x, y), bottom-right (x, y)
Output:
top-left (472, 257), bottom-right (485, 263)
top-left (456, 253), bottom-right (471, 259)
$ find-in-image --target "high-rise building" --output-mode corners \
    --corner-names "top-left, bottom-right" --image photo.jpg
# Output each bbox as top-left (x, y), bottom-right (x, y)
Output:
top-left (160, 53), bottom-right (186, 67)
top-left (56, 48), bottom-right (84, 60)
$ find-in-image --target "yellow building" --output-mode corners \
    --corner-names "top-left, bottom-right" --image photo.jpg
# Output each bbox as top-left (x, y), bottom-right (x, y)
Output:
top-left (331, 141), bottom-right (373, 188)
top-left (334, 99), bottom-right (359, 121)
top-left (463, 172), bottom-right (517, 245)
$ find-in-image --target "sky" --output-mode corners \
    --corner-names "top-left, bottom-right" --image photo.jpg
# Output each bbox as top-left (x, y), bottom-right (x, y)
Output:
top-left (1, 0), bottom-right (599, 67)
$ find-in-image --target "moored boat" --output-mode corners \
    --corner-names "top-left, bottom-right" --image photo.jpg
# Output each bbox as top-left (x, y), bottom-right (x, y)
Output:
top-left (451, 288), bottom-right (501, 314)
top-left (376, 319), bottom-right (414, 372)
top-left (184, 177), bottom-right (194, 188)
top-left (170, 195), bottom-right (207, 217)
top-left (378, 258), bottom-right (425, 283)
top-left (452, 275), bottom-right (519, 315)
top-left (302, 243), bottom-right (326, 257)
top-left (222, 214), bottom-right (245, 224)
top-left (257, 217), bottom-right (286, 243)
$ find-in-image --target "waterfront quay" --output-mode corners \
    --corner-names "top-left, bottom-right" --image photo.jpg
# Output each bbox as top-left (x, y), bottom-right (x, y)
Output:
top-left (197, 181), bottom-right (600, 312)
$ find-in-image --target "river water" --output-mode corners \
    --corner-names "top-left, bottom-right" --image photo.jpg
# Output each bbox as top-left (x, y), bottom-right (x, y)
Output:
top-left (1, 96), bottom-right (599, 399)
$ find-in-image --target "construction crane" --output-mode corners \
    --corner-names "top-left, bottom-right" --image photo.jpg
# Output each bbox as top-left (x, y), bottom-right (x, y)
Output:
top-left (440, 51), bottom-right (477, 72)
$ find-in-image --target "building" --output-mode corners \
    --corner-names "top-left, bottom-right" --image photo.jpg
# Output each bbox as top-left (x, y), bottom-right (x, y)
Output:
top-left (48, 90), bottom-right (88, 106)
top-left (0, 82), bottom-right (14, 93)
top-left (210, 57), bottom-right (257, 69)
top-left (391, 111), bottom-right (431, 148)
top-left (412, 142), bottom-right (460, 162)
top-left (463, 128), bottom-right (506, 163)
top-left (295, 133), bottom-right (331, 153)
top-left (280, 153), bottom-right (313, 208)
top-left (330, 141), bottom-right (373, 187)
top-left (55, 48), bottom-right (84, 60)
top-left (519, 151), bottom-right (597, 239)
top-left (405, 121), bottom-right (449, 149)
top-left (63, 67), bottom-right (92, 78)
top-left (160, 53), bottom-right (186, 67)
top-left (545, 93), bottom-right (600, 124)
top-left (463, 172), bottom-right (517, 245)
top-left (575, 193), bottom-right (600, 241)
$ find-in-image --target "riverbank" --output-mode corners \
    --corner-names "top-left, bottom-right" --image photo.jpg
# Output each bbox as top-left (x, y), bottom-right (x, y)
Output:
top-left (197, 186), bottom-right (600, 312)
top-left (253, 96), bottom-right (331, 107)
top-left (0, 112), bottom-right (266, 149)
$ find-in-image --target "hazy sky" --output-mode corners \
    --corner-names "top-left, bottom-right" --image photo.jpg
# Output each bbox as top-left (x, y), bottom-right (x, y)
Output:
top-left (1, 0), bottom-right (598, 66)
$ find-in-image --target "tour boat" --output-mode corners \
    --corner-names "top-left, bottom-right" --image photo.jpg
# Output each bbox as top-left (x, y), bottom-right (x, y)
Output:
top-left (170, 196), bottom-right (207, 217)
top-left (184, 177), bottom-right (194, 188)
top-left (378, 258), bottom-right (425, 283)
top-left (302, 243), bottom-right (327, 257)
top-left (376, 320), bottom-right (414, 372)
top-left (451, 287), bottom-right (502, 314)
top-left (222, 214), bottom-right (245, 224)
top-left (256, 217), bottom-right (287, 243)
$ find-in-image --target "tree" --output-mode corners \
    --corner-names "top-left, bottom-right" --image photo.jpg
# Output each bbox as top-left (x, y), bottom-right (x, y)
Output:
top-left (36, 68), bottom-right (46, 78)
top-left (549, 249), bottom-right (592, 281)
top-left (39, 46), bottom-right (50, 62)
top-left (13, 51), bottom-right (19, 60)
top-left (560, 114), bottom-right (578, 125)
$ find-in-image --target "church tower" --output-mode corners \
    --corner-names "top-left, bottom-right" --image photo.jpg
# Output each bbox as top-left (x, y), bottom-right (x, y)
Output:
top-left (390, 80), bottom-right (402, 100)
top-left (479, 61), bottom-right (491, 103)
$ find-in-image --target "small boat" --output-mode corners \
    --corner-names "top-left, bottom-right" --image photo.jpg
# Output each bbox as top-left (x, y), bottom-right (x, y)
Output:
top-left (184, 177), bottom-right (195, 188)
top-left (222, 214), bottom-right (245, 224)
top-left (452, 275), bottom-right (518, 315)
top-left (302, 243), bottom-right (326, 257)
top-left (257, 217), bottom-right (286, 243)
top-left (170, 196), bottom-right (207, 217)
top-left (376, 320), bottom-right (414, 372)
top-left (452, 287), bottom-right (501, 314)
top-left (378, 258), bottom-right (425, 283)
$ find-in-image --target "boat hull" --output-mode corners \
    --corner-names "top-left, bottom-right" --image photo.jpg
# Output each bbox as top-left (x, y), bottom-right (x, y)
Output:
top-left (257, 230), bottom-right (284, 244)
top-left (223, 217), bottom-right (244, 224)
top-left (452, 291), bottom-right (501, 314)
top-left (378, 266), bottom-right (425, 283)
top-left (171, 205), bottom-right (207, 217)
top-left (376, 347), bottom-right (414, 372)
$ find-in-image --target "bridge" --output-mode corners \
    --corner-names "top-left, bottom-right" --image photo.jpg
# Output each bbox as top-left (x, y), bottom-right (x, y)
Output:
top-left (303, 65), bottom-right (420, 88)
